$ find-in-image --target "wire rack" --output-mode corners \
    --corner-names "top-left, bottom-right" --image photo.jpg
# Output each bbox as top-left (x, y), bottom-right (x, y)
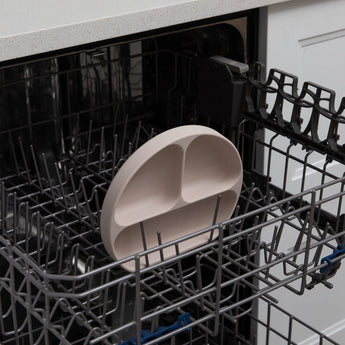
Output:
top-left (0, 38), bottom-right (345, 345)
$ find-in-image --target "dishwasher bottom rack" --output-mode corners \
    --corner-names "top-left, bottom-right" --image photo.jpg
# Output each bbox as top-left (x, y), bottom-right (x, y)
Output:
top-left (1, 44), bottom-right (345, 344)
top-left (0, 110), bottom-right (345, 345)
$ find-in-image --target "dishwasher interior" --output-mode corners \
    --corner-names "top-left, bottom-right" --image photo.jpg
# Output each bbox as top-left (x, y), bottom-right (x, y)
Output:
top-left (1, 11), bottom-right (345, 345)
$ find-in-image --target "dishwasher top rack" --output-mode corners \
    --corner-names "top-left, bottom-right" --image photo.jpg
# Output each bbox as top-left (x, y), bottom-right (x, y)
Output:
top-left (0, 39), bottom-right (345, 345)
top-left (246, 63), bottom-right (345, 161)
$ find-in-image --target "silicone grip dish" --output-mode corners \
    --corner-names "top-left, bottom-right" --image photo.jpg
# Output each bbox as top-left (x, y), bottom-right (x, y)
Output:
top-left (100, 125), bottom-right (243, 271)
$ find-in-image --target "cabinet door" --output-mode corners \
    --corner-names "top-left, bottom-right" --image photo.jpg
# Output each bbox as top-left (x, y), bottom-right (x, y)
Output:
top-left (260, 0), bottom-right (345, 343)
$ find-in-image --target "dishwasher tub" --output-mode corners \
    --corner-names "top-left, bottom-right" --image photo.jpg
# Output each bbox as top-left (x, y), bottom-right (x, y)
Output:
top-left (0, 34), bottom-right (345, 345)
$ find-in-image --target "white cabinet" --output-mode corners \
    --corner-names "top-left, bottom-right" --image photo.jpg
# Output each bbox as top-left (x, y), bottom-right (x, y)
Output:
top-left (260, 0), bottom-right (345, 343)
top-left (266, 0), bottom-right (345, 97)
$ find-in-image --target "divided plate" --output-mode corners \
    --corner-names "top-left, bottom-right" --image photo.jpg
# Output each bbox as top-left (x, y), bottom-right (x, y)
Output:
top-left (101, 125), bottom-right (243, 271)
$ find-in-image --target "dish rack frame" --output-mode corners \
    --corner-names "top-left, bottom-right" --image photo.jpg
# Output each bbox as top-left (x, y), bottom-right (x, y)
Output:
top-left (0, 38), bottom-right (345, 345)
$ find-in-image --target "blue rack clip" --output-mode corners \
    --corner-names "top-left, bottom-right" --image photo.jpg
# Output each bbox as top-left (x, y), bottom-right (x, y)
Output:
top-left (120, 313), bottom-right (191, 345)
top-left (320, 244), bottom-right (345, 274)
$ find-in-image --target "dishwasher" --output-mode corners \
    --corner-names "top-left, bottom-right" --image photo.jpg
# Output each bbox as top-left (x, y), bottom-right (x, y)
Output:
top-left (0, 8), bottom-right (345, 345)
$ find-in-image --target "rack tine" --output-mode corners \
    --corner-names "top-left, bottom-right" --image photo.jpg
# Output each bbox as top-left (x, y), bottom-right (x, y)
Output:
top-left (134, 121), bottom-right (141, 150)
top-left (86, 120), bottom-right (93, 165)
top-left (30, 212), bottom-right (38, 243)
top-left (57, 232), bottom-right (65, 276)
top-left (98, 127), bottom-right (105, 172)
top-left (9, 132), bottom-right (19, 175)
top-left (264, 225), bottom-right (279, 278)
top-left (157, 231), bottom-right (164, 260)
top-left (149, 127), bottom-right (154, 139)
top-left (85, 256), bottom-right (95, 311)
top-left (121, 114), bottom-right (128, 157)
top-left (245, 215), bottom-right (260, 267)
top-left (118, 282), bottom-right (128, 332)
top-left (41, 153), bottom-right (56, 204)
top-left (209, 194), bottom-right (222, 241)
top-left (94, 189), bottom-right (101, 220)
top-left (134, 256), bottom-right (142, 345)
top-left (18, 137), bottom-right (31, 184)
top-left (239, 183), bottom-right (255, 231)
top-left (112, 134), bottom-right (118, 178)
top-left (12, 192), bottom-right (17, 240)
top-left (151, 308), bottom-right (162, 332)
top-left (35, 211), bottom-right (41, 265)
top-left (175, 244), bottom-right (186, 297)
top-left (41, 222), bottom-right (51, 253)
top-left (24, 202), bottom-right (30, 253)
top-left (101, 269), bottom-right (111, 328)
top-left (140, 222), bottom-right (149, 267)
top-left (71, 244), bottom-right (80, 292)
top-left (30, 145), bottom-right (43, 191)
top-left (313, 222), bottom-right (331, 267)
top-left (55, 162), bottom-right (68, 211)
top-left (128, 141), bottom-right (133, 156)
top-left (213, 194), bottom-right (222, 225)
top-left (196, 255), bottom-right (205, 311)
top-left (69, 171), bottom-right (82, 219)
top-left (16, 202), bottom-right (25, 244)
top-left (112, 109), bottom-right (118, 139)
top-left (272, 214), bottom-right (286, 253)
top-left (75, 113), bottom-right (80, 154)
top-left (335, 173), bottom-right (345, 235)
top-left (233, 204), bottom-right (240, 218)
top-left (1, 182), bottom-right (5, 233)
top-left (6, 193), bottom-right (13, 230)
top-left (291, 216), bottom-right (309, 263)
top-left (81, 180), bottom-right (96, 231)
top-left (157, 231), bottom-right (167, 283)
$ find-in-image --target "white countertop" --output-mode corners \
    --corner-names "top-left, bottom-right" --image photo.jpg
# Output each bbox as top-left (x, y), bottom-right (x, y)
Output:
top-left (0, 0), bottom-right (289, 62)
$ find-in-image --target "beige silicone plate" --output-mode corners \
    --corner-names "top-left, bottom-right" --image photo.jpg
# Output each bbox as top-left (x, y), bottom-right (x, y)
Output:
top-left (100, 125), bottom-right (243, 271)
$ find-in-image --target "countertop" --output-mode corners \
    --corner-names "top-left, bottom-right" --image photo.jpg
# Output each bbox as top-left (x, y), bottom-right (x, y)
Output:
top-left (0, 0), bottom-right (290, 62)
